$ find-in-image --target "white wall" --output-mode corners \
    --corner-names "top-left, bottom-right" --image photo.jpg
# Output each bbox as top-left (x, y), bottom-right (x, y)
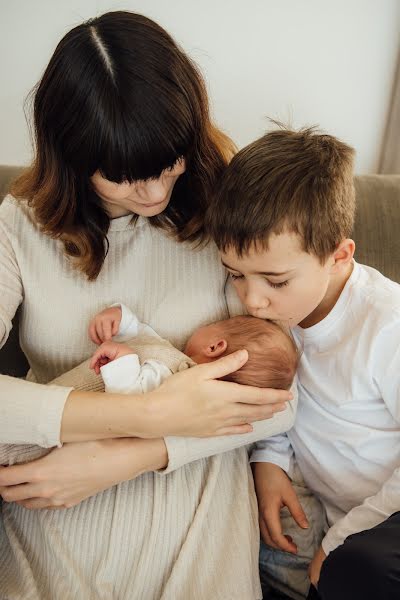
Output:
top-left (0, 0), bottom-right (399, 172)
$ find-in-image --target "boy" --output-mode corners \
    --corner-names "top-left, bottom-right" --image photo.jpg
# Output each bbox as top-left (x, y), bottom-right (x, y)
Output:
top-left (207, 125), bottom-right (400, 600)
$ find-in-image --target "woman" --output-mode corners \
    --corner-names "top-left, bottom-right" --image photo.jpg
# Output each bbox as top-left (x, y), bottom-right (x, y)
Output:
top-left (0, 12), bottom-right (294, 599)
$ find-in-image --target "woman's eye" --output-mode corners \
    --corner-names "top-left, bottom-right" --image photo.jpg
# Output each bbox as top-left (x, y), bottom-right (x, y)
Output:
top-left (268, 280), bottom-right (289, 289)
top-left (229, 273), bottom-right (243, 281)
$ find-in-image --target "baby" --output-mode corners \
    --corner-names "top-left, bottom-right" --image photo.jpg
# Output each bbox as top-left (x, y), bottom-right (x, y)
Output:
top-left (89, 303), bottom-right (299, 394)
top-left (0, 305), bottom-right (297, 466)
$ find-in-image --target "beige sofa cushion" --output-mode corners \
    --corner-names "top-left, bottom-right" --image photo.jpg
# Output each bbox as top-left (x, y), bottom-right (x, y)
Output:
top-left (354, 175), bottom-right (400, 283)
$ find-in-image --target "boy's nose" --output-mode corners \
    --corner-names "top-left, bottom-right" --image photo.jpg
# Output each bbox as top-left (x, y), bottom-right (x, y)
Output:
top-left (244, 287), bottom-right (270, 314)
top-left (247, 307), bottom-right (272, 320)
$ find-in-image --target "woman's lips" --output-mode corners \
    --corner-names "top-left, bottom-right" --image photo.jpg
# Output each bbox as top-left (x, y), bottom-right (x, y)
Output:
top-left (137, 199), bottom-right (167, 208)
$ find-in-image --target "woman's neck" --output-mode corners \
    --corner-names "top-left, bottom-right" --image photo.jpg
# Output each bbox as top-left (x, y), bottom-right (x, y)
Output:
top-left (106, 204), bottom-right (133, 219)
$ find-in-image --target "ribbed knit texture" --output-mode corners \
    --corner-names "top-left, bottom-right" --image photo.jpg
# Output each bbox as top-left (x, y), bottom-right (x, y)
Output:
top-left (0, 334), bottom-right (195, 466)
top-left (0, 196), bottom-right (295, 599)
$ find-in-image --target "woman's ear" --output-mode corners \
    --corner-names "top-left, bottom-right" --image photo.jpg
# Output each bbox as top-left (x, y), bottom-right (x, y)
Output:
top-left (204, 339), bottom-right (228, 358)
top-left (331, 239), bottom-right (355, 273)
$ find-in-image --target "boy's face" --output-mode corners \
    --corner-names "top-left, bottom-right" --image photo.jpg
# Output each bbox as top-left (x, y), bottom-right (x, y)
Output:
top-left (221, 232), bottom-right (334, 328)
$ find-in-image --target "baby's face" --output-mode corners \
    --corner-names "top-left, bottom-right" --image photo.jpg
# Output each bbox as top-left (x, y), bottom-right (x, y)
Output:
top-left (184, 323), bottom-right (224, 363)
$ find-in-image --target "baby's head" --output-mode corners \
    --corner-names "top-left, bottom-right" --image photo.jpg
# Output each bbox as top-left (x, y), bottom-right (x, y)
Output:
top-left (184, 315), bottom-right (298, 389)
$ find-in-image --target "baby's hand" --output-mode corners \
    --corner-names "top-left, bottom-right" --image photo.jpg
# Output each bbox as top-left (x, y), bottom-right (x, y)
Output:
top-left (89, 306), bottom-right (122, 344)
top-left (90, 341), bottom-right (134, 375)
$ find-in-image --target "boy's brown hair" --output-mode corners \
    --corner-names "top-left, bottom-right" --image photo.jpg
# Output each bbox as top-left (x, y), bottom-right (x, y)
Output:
top-left (207, 124), bottom-right (356, 262)
top-left (217, 316), bottom-right (298, 390)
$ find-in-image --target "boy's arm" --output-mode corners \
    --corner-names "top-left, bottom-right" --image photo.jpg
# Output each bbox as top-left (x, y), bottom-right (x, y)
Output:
top-left (249, 432), bottom-right (294, 474)
top-left (322, 465), bottom-right (400, 555)
top-left (158, 382), bottom-right (297, 474)
top-left (322, 315), bottom-right (400, 555)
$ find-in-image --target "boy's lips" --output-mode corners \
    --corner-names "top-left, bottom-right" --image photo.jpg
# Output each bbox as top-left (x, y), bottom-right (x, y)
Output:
top-left (248, 308), bottom-right (273, 319)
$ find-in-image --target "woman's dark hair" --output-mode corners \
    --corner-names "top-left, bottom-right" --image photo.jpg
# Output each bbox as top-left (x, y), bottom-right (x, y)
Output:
top-left (12, 11), bottom-right (235, 279)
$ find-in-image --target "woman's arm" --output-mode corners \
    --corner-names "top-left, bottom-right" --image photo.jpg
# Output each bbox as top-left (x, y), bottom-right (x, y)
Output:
top-left (0, 379), bottom-right (294, 507)
top-left (157, 382), bottom-right (297, 474)
top-left (1, 349), bottom-right (290, 450)
top-left (0, 353), bottom-right (291, 507)
top-left (61, 349), bottom-right (291, 441)
top-left (0, 437), bottom-right (168, 509)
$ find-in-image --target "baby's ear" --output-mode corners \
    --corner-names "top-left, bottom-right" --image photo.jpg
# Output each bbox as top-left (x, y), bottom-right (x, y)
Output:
top-left (205, 339), bottom-right (228, 358)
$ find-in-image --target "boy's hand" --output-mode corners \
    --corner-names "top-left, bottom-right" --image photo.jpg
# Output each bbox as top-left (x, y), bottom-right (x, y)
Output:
top-left (89, 306), bottom-right (122, 344)
top-left (90, 341), bottom-right (134, 375)
top-left (308, 545), bottom-right (326, 587)
top-left (253, 462), bottom-right (309, 554)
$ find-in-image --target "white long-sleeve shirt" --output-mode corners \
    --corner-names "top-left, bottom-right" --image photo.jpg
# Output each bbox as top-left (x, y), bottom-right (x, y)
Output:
top-left (251, 262), bottom-right (400, 555)
top-left (100, 303), bottom-right (172, 394)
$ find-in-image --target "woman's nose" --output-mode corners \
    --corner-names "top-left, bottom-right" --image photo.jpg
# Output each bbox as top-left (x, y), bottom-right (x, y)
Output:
top-left (141, 178), bottom-right (168, 204)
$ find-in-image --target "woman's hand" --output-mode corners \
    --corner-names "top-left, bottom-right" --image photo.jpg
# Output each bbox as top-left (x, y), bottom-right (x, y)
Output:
top-left (89, 305), bottom-right (122, 344)
top-left (147, 349), bottom-right (293, 438)
top-left (0, 438), bottom-right (167, 510)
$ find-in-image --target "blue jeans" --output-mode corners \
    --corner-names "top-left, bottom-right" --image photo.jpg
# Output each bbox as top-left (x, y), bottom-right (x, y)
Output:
top-left (259, 465), bottom-right (327, 599)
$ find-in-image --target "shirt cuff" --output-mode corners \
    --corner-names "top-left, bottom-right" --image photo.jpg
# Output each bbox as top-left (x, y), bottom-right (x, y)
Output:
top-left (156, 436), bottom-right (192, 474)
top-left (321, 529), bottom-right (343, 556)
top-left (111, 303), bottom-right (139, 339)
top-left (100, 354), bottom-right (140, 393)
top-left (249, 449), bottom-right (292, 473)
top-left (0, 376), bottom-right (73, 447)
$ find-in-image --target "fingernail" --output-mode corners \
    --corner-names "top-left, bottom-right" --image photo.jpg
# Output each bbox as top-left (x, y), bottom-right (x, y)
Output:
top-left (288, 392), bottom-right (293, 400)
top-left (237, 350), bottom-right (247, 360)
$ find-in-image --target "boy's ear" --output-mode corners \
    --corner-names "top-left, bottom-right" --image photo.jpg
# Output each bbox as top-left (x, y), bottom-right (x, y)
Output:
top-left (204, 339), bottom-right (228, 358)
top-left (331, 239), bottom-right (355, 273)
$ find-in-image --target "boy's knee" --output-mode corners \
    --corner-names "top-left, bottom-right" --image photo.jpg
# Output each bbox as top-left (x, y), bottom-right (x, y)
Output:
top-left (319, 536), bottom-right (392, 600)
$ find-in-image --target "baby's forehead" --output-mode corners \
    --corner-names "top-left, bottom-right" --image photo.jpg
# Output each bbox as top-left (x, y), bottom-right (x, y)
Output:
top-left (196, 321), bottom-right (224, 336)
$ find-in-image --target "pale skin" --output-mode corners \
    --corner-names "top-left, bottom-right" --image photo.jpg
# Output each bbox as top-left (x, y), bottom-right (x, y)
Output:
top-left (0, 168), bottom-right (291, 509)
top-left (222, 231), bottom-right (355, 587)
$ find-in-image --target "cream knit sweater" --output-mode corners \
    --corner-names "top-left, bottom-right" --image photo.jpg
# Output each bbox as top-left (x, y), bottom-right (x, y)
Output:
top-left (0, 196), bottom-right (296, 600)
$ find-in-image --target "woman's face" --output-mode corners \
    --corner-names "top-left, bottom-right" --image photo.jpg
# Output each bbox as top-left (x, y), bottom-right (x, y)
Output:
top-left (91, 158), bottom-right (186, 218)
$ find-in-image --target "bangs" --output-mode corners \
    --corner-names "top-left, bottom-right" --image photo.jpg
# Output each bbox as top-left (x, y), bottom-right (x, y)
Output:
top-left (86, 86), bottom-right (195, 183)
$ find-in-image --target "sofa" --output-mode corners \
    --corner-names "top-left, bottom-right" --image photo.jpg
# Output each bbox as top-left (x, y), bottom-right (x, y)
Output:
top-left (0, 165), bottom-right (399, 377)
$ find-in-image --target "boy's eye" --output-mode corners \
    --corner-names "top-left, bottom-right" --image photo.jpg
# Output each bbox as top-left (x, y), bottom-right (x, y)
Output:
top-left (229, 272), bottom-right (243, 281)
top-left (268, 280), bottom-right (289, 289)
